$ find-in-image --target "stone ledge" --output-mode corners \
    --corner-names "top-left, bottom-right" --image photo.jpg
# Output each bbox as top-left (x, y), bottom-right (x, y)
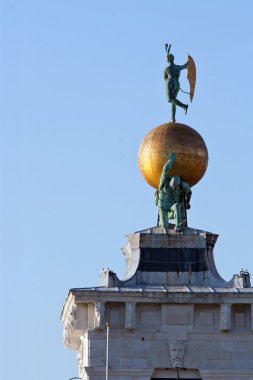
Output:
top-left (84, 366), bottom-right (153, 377)
top-left (200, 368), bottom-right (253, 378)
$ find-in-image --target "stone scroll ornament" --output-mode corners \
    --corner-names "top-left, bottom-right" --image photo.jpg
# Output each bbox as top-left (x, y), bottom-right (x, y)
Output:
top-left (63, 304), bottom-right (77, 347)
top-left (164, 43), bottom-right (196, 122)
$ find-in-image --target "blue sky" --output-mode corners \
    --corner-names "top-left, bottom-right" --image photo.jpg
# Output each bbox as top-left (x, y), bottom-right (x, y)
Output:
top-left (1, 1), bottom-right (253, 379)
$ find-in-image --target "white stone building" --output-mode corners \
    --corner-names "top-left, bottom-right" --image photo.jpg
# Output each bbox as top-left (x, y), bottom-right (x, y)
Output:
top-left (61, 225), bottom-right (253, 379)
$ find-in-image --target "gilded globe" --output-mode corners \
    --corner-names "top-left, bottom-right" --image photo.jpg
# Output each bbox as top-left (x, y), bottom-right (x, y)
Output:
top-left (138, 122), bottom-right (208, 189)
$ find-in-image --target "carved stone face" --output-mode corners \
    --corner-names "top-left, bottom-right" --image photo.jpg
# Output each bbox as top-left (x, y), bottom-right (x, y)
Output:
top-left (169, 340), bottom-right (186, 368)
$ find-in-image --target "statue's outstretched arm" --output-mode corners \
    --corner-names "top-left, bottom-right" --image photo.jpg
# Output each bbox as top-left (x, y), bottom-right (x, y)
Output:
top-left (178, 62), bottom-right (188, 70)
top-left (159, 152), bottom-right (176, 188)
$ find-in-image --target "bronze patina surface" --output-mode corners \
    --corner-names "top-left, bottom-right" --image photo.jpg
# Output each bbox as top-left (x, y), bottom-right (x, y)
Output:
top-left (138, 122), bottom-right (208, 188)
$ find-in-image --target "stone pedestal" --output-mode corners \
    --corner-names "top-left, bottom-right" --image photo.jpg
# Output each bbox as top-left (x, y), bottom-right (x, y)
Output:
top-left (61, 225), bottom-right (253, 379)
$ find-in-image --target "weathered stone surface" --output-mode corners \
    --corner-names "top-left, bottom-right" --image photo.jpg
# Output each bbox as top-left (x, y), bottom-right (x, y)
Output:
top-left (61, 226), bottom-right (253, 379)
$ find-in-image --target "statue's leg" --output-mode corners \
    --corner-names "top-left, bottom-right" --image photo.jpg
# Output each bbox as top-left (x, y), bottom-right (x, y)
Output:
top-left (171, 104), bottom-right (176, 122)
top-left (174, 99), bottom-right (188, 114)
top-left (171, 203), bottom-right (182, 231)
top-left (168, 85), bottom-right (188, 118)
top-left (168, 87), bottom-right (177, 122)
top-left (158, 206), bottom-right (169, 229)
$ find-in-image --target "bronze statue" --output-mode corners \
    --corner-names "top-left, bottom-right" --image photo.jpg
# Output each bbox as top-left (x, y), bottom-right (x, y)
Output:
top-left (164, 44), bottom-right (196, 122)
top-left (155, 152), bottom-right (191, 232)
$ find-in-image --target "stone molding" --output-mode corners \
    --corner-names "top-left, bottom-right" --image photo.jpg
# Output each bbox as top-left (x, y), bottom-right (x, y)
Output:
top-left (62, 298), bottom-right (253, 345)
top-left (85, 367), bottom-right (153, 378)
top-left (72, 288), bottom-right (253, 304)
top-left (200, 368), bottom-right (253, 378)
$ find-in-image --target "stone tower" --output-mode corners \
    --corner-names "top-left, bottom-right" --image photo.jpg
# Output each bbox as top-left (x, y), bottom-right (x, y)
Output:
top-left (61, 224), bottom-right (253, 379)
top-left (61, 47), bottom-right (253, 379)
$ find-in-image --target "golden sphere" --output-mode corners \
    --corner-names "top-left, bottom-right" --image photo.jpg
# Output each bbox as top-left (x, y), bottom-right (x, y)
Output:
top-left (138, 122), bottom-right (208, 188)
